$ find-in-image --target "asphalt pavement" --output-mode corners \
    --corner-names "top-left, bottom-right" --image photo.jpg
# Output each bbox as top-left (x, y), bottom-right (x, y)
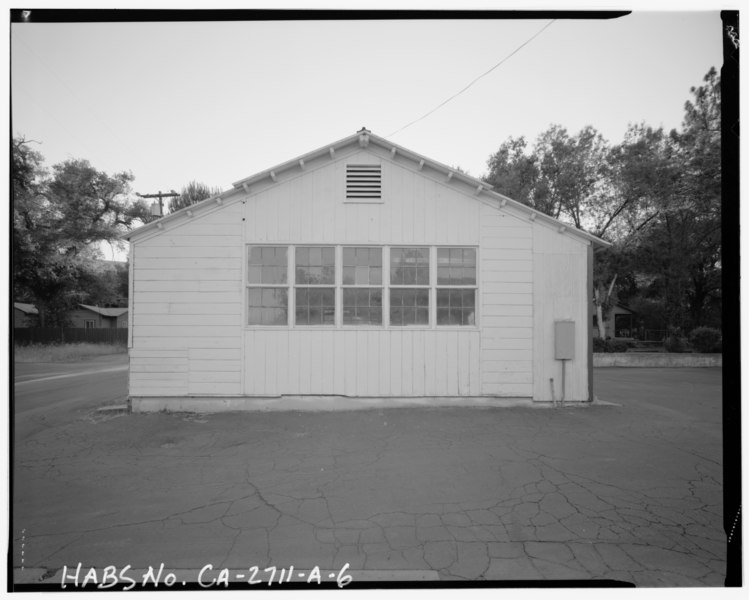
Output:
top-left (11, 360), bottom-right (726, 588)
top-left (13, 354), bottom-right (128, 442)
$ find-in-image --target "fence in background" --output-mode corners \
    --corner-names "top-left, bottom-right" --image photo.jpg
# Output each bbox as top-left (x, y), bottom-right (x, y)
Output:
top-left (13, 328), bottom-right (127, 346)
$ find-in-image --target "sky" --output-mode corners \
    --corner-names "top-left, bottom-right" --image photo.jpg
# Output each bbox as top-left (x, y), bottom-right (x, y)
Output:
top-left (10, 7), bottom-right (724, 258)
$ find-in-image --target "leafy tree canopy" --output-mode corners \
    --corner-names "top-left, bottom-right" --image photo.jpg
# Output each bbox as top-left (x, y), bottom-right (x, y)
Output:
top-left (169, 180), bottom-right (222, 213)
top-left (484, 67), bottom-right (722, 335)
top-left (12, 138), bottom-right (150, 325)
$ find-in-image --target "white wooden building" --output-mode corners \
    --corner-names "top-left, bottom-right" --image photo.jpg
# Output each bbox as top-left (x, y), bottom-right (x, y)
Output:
top-left (123, 129), bottom-right (610, 411)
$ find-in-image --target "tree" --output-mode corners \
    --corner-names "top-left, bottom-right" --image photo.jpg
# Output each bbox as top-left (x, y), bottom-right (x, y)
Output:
top-left (12, 139), bottom-right (150, 325)
top-left (624, 69), bottom-right (721, 333)
top-left (77, 260), bottom-right (129, 307)
top-left (485, 125), bottom-right (623, 337)
top-left (485, 125), bottom-right (611, 230)
top-left (168, 181), bottom-right (222, 213)
top-left (484, 136), bottom-right (539, 207)
top-left (483, 67), bottom-right (722, 338)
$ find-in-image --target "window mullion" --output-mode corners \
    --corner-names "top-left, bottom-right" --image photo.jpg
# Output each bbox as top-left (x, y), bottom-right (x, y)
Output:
top-left (384, 246), bottom-right (390, 328)
top-left (289, 244), bottom-right (294, 327)
top-left (336, 245), bottom-right (342, 328)
top-left (430, 246), bottom-right (436, 329)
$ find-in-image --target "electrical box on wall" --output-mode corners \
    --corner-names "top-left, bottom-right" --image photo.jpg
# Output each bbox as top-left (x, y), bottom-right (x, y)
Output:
top-left (554, 320), bottom-right (575, 360)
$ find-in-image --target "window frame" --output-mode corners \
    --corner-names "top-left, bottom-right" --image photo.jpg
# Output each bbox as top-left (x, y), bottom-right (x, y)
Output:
top-left (341, 246), bottom-right (384, 328)
top-left (388, 246), bottom-right (432, 328)
top-left (435, 246), bottom-right (479, 328)
top-left (244, 244), bottom-right (479, 330)
top-left (245, 245), bottom-right (291, 327)
top-left (293, 245), bottom-right (337, 327)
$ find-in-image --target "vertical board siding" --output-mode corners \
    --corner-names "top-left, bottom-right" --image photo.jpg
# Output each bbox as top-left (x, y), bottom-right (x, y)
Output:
top-left (129, 204), bottom-right (243, 397)
top-left (246, 149), bottom-right (480, 245)
top-left (243, 330), bottom-right (480, 397)
top-left (532, 224), bottom-right (589, 401)
top-left (479, 207), bottom-right (534, 397)
top-left (239, 147), bottom-right (483, 397)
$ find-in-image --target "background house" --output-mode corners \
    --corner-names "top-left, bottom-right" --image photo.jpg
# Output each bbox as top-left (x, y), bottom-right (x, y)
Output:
top-left (123, 129), bottom-right (610, 411)
top-left (593, 303), bottom-right (638, 340)
top-left (68, 304), bottom-right (129, 329)
top-left (14, 303), bottom-right (39, 328)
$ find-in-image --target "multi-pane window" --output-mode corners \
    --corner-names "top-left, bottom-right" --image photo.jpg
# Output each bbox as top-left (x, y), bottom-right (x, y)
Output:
top-left (246, 245), bottom-right (477, 328)
top-left (248, 288), bottom-right (288, 325)
top-left (247, 246), bottom-right (288, 325)
top-left (436, 248), bottom-right (477, 326)
top-left (436, 289), bottom-right (476, 326)
top-left (390, 247), bottom-right (430, 326)
top-left (390, 288), bottom-right (429, 326)
top-left (390, 247), bottom-right (429, 285)
top-left (295, 247), bottom-right (335, 325)
top-left (343, 247), bottom-right (382, 325)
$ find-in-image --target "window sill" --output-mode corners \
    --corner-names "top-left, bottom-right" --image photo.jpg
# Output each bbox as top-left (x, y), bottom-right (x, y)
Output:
top-left (243, 326), bottom-right (480, 331)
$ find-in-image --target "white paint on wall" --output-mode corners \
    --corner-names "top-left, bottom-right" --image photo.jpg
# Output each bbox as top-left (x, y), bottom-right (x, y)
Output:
top-left (128, 140), bottom-right (593, 403)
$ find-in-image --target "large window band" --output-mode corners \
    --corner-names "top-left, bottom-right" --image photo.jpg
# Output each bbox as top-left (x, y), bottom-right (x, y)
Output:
top-left (246, 245), bottom-right (477, 327)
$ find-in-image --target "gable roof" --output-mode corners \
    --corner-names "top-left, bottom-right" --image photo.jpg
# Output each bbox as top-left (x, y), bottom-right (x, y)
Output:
top-left (79, 304), bottom-right (129, 318)
top-left (14, 302), bottom-right (38, 315)
top-left (123, 128), bottom-right (611, 249)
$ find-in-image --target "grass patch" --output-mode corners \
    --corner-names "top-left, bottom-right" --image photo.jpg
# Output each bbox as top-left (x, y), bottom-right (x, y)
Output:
top-left (14, 343), bottom-right (127, 363)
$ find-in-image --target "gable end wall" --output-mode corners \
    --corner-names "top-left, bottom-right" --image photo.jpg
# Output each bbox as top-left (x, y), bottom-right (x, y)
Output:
top-left (128, 143), bottom-right (590, 403)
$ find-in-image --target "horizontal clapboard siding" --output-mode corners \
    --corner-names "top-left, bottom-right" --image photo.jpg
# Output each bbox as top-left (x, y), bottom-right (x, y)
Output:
top-left (479, 206), bottom-right (533, 396)
top-left (136, 280), bottom-right (242, 293)
top-left (136, 270), bottom-right (241, 282)
top-left (135, 314), bottom-right (241, 327)
top-left (134, 303), bottom-right (241, 316)
top-left (532, 222), bottom-right (590, 401)
top-left (129, 205), bottom-right (243, 397)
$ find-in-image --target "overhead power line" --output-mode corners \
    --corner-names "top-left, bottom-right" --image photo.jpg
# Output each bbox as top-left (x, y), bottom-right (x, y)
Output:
top-left (386, 19), bottom-right (557, 138)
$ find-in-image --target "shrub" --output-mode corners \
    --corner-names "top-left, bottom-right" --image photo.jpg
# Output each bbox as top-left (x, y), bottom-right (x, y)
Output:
top-left (592, 338), bottom-right (628, 353)
top-left (688, 327), bottom-right (722, 353)
top-left (664, 335), bottom-right (688, 353)
top-left (607, 340), bottom-right (629, 353)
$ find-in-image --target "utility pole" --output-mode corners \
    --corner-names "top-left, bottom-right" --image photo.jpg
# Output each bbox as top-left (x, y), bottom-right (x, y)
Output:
top-left (136, 190), bottom-right (179, 217)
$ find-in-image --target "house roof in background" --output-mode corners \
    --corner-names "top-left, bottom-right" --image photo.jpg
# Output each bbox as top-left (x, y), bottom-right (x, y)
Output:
top-left (14, 302), bottom-right (38, 315)
top-left (79, 304), bottom-right (129, 317)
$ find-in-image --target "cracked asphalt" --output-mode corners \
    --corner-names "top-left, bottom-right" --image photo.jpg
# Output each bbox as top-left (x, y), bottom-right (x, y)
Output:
top-left (12, 366), bottom-right (724, 587)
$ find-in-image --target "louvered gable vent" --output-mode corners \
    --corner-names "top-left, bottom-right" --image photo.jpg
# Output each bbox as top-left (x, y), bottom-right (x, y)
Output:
top-left (346, 164), bottom-right (382, 200)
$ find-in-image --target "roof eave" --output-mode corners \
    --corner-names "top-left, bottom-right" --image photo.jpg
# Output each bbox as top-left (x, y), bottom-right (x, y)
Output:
top-left (121, 190), bottom-right (235, 242)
